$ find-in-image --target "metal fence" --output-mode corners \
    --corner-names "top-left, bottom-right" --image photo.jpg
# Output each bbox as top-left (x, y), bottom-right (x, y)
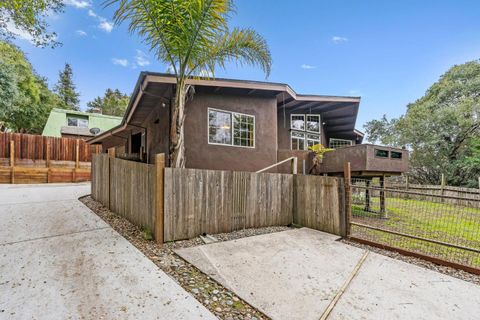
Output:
top-left (349, 178), bottom-right (480, 272)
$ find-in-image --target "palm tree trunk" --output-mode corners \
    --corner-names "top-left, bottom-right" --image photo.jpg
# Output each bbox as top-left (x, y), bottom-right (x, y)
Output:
top-left (170, 79), bottom-right (187, 168)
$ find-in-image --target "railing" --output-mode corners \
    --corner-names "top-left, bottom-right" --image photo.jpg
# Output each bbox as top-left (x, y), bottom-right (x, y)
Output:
top-left (256, 156), bottom-right (298, 174)
top-left (348, 177), bottom-right (480, 273)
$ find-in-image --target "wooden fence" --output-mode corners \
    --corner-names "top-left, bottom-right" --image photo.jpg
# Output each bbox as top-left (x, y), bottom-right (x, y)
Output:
top-left (92, 154), bottom-right (156, 232)
top-left (91, 154), bottom-right (346, 243)
top-left (386, 181), bottom-right (480, 208)
top-left (0, 132), bottom-right (101, 184)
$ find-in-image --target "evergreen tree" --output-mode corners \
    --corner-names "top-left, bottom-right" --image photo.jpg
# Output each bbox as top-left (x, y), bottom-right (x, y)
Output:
top-left (54, 63), bottom-right (80, 110)
top-left (86, 88), bottom-right (130, 116)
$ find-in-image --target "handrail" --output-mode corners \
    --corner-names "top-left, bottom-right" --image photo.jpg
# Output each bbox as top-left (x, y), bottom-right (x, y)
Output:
top-left (256, 156), bottom-right (298, 174)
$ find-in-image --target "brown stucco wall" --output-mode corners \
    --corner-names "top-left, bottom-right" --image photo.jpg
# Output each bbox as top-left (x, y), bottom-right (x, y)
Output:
top-left (142, 104), bottom-right (170, 164)
top-left (277, 110), bottom-right (326, 150)
top-left (184, 92), bottom-right (278, 172)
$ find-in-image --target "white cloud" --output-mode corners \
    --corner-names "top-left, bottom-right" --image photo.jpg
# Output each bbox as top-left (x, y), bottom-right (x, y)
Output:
top-left (301, 64), bottom-right (316, 70)
top-left (76, 30), bottom-right (87, 37)
top-left (65, 0), bottom-right (91, 9)
top-left (134, 50), bottom-right (150, 67)
top-left (88, 9), bottom-right (97, 18)
top-left (112, 58), bottom-right (128, 67)
top-left (332, 36), bottom-right (348, 44)
top-left (88, 9), bottom-right (114, 33)
top-left (5, 21), bottom-right (34, 43)
top-left (99, 21), bottom-right (114, 33)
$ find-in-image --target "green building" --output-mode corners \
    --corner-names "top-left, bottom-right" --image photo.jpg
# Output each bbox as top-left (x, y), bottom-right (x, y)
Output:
top-left (42, 108), bottom-right (122, 139)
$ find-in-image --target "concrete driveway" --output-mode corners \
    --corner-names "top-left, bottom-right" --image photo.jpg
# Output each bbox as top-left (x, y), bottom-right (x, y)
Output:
top-left (0, 183), bottom-right (215, 320)
top-left (176, 228), bottom-right (480, 320)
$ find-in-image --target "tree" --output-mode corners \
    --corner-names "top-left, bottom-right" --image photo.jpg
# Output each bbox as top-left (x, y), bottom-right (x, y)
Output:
top-left (54, 63), bottom-right (80, 110)
top-left (0, 40), bottom-right (61, 133)
top-left (364, 60), bottom-right (480, 187)
top-left (86, 88), bottom-right (130, 116)
top-left (0, 0), bottom-right (63, 48)
top-left (107, 0), bottom-right (272, 167)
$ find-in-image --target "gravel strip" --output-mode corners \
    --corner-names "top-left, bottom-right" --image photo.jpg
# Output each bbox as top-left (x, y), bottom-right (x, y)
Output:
top-left (342, 239), bottom-right (480, 285)
top-left (80, 195), bottom-right (290, 320)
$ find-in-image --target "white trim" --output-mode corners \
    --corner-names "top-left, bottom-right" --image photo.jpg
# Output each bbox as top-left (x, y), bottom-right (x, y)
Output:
top-left (329, 138), bottom-right (353, 149)
top-left (290, 131), bottom-right (306, 150)
top-left (207, 107), bottom-right (255, 149)
top-left (290, 114), bottom-right (305, 131)
top-left (306, 114), bottom-right (321, 133)
top-left (306, 133), bottom-right (321, 148)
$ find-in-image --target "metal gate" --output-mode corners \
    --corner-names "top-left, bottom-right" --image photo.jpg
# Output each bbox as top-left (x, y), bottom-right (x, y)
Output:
top-left (346, 177), bottom-right (480, 274)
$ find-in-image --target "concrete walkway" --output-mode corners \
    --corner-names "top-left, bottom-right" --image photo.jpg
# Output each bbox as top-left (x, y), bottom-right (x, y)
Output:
top-left (0, 183), bottom-right (215, 320)
top-left (176, 228), bottom-right (480, 320)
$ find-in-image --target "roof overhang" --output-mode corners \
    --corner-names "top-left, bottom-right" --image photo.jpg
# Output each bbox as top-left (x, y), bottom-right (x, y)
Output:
top-left (88, 72), bottom-right (361, 144)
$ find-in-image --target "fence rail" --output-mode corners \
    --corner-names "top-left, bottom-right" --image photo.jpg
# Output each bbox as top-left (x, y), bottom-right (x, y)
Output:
top-left (349, 178), bottom-right (480, 272)
top-left (91, 154), bottom-right (346, 243)
top-left (0, 132), bottom-right (101, 184)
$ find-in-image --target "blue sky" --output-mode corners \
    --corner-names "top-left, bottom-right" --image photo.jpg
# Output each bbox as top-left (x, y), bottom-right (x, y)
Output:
top-left (9, 0), bottom-right (480, 129)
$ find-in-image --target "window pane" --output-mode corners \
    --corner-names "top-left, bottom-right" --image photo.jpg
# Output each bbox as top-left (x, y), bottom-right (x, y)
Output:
top-left (67, 118), bottom-right (78, 127)
top-left (208, 110), bottom-right (232, 144)
top-left (329, 138), bottom-right (352, 149)
top-left (233, 113), bottom-right (254, 147)
top-left (291, 131), bottom-right (305, 150)
top-left (375, 149), bottom-right (389, 158)
top-left (291, 115), bottom-right (305, 131)
top-left (391, 151), bottom-right (403, 159)
top-left (78, 119), bottom-right (89, 128)
top-left (306, 115), bottom-right (320, 132)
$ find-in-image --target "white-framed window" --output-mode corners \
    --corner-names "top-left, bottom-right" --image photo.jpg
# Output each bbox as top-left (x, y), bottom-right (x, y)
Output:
top-left (67, 116), bottom-right (89, 128)
top-left (329, 138), bottom-right (353, 149)
top-left (290, 114), bottom-right (305, 131)
top-left (290, 113), bottom-right (321, 150)
top-left (306, 134), bottom-right (321, 148)
top-left (306, 115), bottom-right (321, 133)
top-left (208, 108), bottom-right (255, 148)
top-left (291, 131), bottom-right (305, 150)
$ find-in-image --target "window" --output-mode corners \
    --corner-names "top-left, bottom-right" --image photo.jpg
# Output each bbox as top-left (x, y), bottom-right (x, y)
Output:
top-left (306, 115), bottom-right (320, 133)
top-left (290, 114), bottom-right (305, 131)
top-left (391, 151), bottom-right (403, 159)
top-left (291, 132), bottom-right (305, 150)
top-left (375, 149), bottom-right (389, 158)
top-left (67, 116), bottom-right (89, 128)
top-left (306, 134), bottom-right (320, 148)
top-left (329, 138), bottom-right (353, 149)
top-left (208, 108), bottom-right (254, 148)
top-left (290, 113), bottom-right (322, 150)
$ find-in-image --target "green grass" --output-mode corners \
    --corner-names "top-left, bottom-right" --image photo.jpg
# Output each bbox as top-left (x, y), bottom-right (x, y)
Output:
top-left (351, 197), bottom-right (480, 268)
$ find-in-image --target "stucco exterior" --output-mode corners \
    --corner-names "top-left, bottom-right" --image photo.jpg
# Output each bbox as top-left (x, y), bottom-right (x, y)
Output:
top-left (42, 109), bottom-right (122, 138)
top-left (184, 93), bottom-right (278, 172)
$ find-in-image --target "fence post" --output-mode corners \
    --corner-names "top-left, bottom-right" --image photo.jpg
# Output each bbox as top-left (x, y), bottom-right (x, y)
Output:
top-left (108, 147), bottom-right (116, 158)
top-left (343, 162), bottom-right (352, 237)
top-left (154, 153), bottom-right (165, 244)
top-left (46, 139), bottom-right (51, 183)
top-left (10, 140), bottom-right (14, 184)
top-left (291, 157), bottom-right (298, 174)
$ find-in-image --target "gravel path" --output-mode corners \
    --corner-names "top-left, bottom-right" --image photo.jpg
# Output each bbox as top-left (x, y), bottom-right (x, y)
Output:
top-left (342, 239), bottom-right (480, 285)
top-left (80, 196), bottom-right (290, 320)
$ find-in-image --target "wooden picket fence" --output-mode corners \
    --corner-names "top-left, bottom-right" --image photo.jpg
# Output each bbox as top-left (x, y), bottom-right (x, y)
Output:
top-left (0, 132), bottom-right (101, 184)
top-left (91, 153), bottom-right (346, 243)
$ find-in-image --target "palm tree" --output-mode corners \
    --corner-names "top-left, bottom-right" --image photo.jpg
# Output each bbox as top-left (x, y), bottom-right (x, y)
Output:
top-left (106, 0), bottom-right (272, 167)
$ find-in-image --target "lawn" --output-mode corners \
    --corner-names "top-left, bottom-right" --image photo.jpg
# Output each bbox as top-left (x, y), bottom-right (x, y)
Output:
top-left (351, 196), bottom-right (480, 268)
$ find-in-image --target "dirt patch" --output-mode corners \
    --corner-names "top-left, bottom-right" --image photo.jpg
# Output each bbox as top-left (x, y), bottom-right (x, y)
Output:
top-left (80, 195), bottom-right (291, 320)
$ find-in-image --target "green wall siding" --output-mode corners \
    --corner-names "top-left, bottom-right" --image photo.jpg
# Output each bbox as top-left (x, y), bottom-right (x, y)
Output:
top-left (42, 108), bottom-right (122, 137)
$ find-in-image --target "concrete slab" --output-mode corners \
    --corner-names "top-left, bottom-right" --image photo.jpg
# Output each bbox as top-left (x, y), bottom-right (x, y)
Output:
top-left (175, 228), bottom-right (367, 320)
top-left (330, 253), bottom-right (480, 320)
top-left (0, 183), bottom-right (90, 205)
top-left (0, 184), bottom-right (216, 320)
top-left (0, 200), bottom-right (107, 245)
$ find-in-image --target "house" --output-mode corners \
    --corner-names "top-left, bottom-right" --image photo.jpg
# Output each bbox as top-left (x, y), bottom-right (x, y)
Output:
top-left (42, 108), bottom-right (122, 139)
top-left (87, 72), bottom-right (407, 176)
